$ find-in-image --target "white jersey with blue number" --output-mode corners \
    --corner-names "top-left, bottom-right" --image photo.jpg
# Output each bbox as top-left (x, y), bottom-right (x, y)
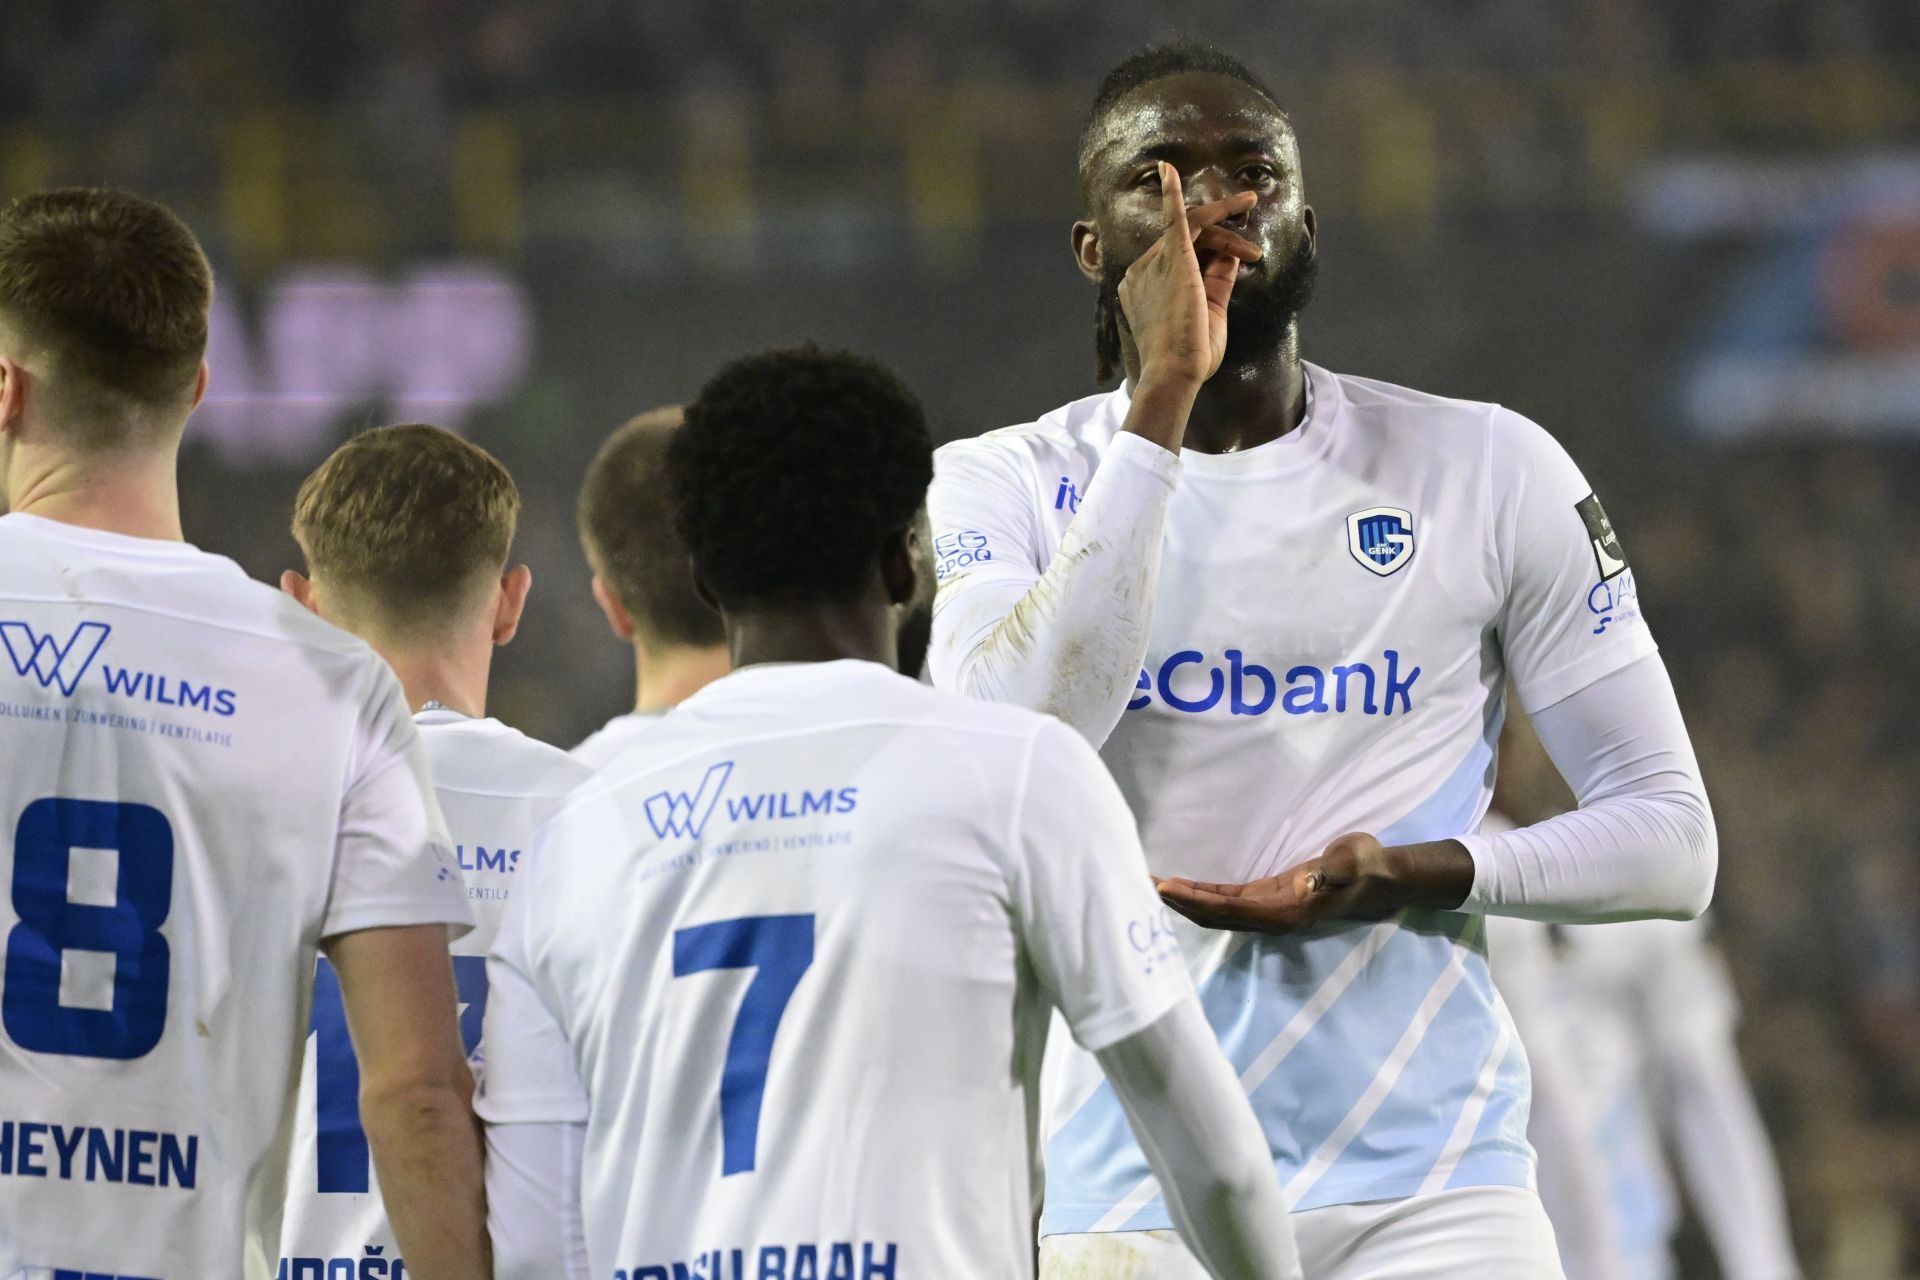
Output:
top-left (928, 364), bottom-right (1657, 1227)
top-left (476, 660), bottom-right (1191, 1280)
top-left (277, 711), bottom-right (590, 1278)
top-left (0, 513), bottom-right (470, 1280)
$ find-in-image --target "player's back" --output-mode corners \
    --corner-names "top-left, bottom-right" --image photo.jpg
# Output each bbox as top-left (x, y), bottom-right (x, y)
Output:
top-left (0, 513), bottom-right (464, 1278)
top-left (488, 659), bottom-right (1185, 1278)
top-left (279, 711), bottom-right (590, 1273)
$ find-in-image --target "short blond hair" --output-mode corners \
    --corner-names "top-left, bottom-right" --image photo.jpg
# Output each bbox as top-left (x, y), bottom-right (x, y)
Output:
top-left (293, 424), bottom-right (519, 635)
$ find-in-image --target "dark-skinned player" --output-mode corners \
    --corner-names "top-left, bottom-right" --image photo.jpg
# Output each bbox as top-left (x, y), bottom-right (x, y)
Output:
top-left (928, 43), bottom-right (1714, 1279)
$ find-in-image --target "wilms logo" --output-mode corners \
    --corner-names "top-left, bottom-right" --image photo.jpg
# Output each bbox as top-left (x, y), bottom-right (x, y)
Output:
top-left (0, 621), bottom-right (110, 695)
top-left (645, 762), bottom-right (735, 839)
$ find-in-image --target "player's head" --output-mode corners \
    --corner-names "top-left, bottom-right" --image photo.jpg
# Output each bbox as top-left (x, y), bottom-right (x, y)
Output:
top-left (285, 424), bottom-right (530, 659)
top-left (0, 188), bottom-right (213, 462)
top-left (1074, 43), bottom-right (1317, 383)
top-left (667, 345), bottom-right (936, 678)
top-left (577, 407), bottom-right (725, 655)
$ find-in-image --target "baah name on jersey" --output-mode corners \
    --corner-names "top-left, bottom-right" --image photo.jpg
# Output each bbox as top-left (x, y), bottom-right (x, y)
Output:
top-left (0, 1119), bottom-right (198, 1189)
top-left (616, 1240), bottom-right (899, 1280)
top-left (1128, 648), bottom-right (1420, 717)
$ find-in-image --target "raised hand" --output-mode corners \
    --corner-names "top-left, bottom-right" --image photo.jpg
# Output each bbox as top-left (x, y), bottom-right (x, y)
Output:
top-left (1155, 832), bottom-right (1429, 935)
top-left (1117, 162), bottom-right (1262, 391)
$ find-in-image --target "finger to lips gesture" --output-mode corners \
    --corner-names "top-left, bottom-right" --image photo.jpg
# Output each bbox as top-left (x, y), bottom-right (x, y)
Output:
top-left (1118, 162), bottom-right (1262, 388)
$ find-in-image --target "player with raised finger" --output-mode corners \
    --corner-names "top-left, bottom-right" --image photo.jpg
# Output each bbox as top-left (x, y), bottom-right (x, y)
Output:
top-left (928, 42), bottom-right (1716, 1279)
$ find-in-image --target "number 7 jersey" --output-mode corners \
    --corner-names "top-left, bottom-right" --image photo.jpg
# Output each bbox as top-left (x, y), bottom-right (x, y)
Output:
top-left (0, 514), bottom-right (472, 1280)
top-left (476, 661), bottom-right (1193, 1280)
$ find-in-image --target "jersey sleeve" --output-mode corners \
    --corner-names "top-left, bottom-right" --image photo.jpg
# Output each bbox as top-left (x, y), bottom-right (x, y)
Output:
top-left (475, 837), bottom-right (591, 1125)
top-left (1490, 407), bottom-right (1658, 713)
top-left (1010, 719), bottom-right (1193, 1052)
top-left (321, 662), bottom-right (473, 940)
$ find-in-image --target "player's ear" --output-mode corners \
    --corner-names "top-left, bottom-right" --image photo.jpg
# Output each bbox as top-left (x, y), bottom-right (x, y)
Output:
top-left (878, 516), bottom-right (926, 609)
top-left (1071, 219), bottom-right (1103, 284)
top-left (280, 569), bottom-right (322, 617)
top-left (190, 359), bottom-right (210, 411)
top-left (493, 564), bottom-right (532, 647)
top-left (589, 574), bottom-right (636, 642)
top-left (0, 355), bottom-right (27, 437)
top-left (690, 562), bottom-right (722, 615)
top-left (1303, 205), bottom-right (1318, 256)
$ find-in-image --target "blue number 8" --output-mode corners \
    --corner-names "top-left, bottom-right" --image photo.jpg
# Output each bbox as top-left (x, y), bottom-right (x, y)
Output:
top-left (3, 798), bottom-right (175, 1060)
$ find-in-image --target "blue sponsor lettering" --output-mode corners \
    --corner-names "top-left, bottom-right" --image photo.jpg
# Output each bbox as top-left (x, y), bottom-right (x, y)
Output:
top-left (1129, 649), bottom-right (1422, 718)
top-left (100, 666), bottom-right (238, 717)
top-left (723, 789), bottom-right (859, 824)
top-left (1158, 651), bottom-right (1223, 713)
top-left (1053, 476), bottom-right (1083, 512)
top-left (933, 530), bottom-right (993, 582)
top-left (456, 845), bottom-right (519, 874)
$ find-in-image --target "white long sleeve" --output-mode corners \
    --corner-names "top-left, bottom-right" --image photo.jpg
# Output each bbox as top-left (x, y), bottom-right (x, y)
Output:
top-left (485, 1118), bottom-right (591, 1280)
top-left (1095, 999), bottom-right (1303, 1280)
top-left (928, 429), bottom-right (1178, 745)
top-left (1458, 655), bottom-right (1716, 921)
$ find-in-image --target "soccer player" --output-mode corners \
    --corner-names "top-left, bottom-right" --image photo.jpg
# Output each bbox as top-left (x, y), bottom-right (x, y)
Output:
top-left (927, 44), bottom-right (1718, 1277)
top-left (277, 425), bottom-right (593, 1276)
top-left (477, 346), bottom-right (1302, 1280)
top-left (1488, 716), bottom-right (1799, 1280)
top-left (0, 190), bottom-right (480, 1277)
top-left (573, 407), bottom-right (729, 767)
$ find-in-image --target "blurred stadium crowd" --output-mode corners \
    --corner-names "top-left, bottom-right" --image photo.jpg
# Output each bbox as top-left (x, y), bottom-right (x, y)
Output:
top-left (7, 1), bottom-right (1920, 1274)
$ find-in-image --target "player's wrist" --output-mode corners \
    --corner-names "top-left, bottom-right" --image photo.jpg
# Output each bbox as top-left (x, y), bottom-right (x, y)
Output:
top-left (1379, 840), bottom-right (1476, 911)
top-left (1124, 372), bottom-right (1202, 452)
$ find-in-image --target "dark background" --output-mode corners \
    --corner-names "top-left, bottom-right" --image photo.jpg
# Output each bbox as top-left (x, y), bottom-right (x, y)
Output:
top-left (10, 1), bottom-right (1920, 1271)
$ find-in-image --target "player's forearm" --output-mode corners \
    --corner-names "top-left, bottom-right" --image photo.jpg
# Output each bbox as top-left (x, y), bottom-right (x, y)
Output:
top-left (934, 432), bottom-right (1179, 746)
top-left (1463, 657), bottom-right (1717, 921)
top-left (363, 1075), bottom-right (490, 1280)
top-left (1098, 1002), bottom-right (1303, 1280)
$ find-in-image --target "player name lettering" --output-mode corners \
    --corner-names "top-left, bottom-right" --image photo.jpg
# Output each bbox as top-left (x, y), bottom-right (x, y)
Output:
top-left (0, 1118), bottom-right (198, 1189)
top-left (277, 1245), bottom-right (407, 1280)
top-left (614, 1240), bottom-right (899, 1280)
top-left (1128, 648), bottom-right (1421, 717)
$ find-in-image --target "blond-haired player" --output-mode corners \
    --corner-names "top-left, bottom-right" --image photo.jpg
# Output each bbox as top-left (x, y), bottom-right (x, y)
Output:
top-left (280, 424), bottom-right (592, 1275)
top-left (0, 189), bottom-right (478, 1278)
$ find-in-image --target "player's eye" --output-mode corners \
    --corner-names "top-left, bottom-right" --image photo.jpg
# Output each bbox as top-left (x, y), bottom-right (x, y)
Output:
top-left (1132, 167), bottom-right (1163, 191)
top-left (1240, 164), bottom-right (1279, 186)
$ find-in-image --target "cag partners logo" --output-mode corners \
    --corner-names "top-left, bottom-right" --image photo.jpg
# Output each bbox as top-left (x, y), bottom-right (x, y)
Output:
top-left (644, 762), bottom-right (734, 839)
top-left (0, 621), bottom-right (110, 695)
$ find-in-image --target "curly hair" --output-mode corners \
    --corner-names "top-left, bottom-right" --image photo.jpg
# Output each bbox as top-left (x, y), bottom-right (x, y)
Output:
top-left (669, 345), bottom-right (933, 612)
top-left (1080, 43), bottom-right (1291, 384)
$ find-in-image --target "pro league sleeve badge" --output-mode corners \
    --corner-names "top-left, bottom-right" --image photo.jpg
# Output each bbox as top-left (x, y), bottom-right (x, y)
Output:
top-left (1575, 492), bottom-right (1628, 581)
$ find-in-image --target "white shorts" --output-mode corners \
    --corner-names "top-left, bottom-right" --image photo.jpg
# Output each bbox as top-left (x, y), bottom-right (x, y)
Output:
top-left (1040, 1185), bottom-right (1565, 1280)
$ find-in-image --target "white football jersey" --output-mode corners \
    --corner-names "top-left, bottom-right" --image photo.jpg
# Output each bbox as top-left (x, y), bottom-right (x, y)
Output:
top-left (929, 364), bottom-right (1657, 1226)
top-left (477, 660), bottom-right (1190, 1279)
top-left (0, 513), bottom-right (470, 1280)
top-left (570, 710), bottom-right (663, 770)
top-left (277, 711), bottom-right (591, 1276)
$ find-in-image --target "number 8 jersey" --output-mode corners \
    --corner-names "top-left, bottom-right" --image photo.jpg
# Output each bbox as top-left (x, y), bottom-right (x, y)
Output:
top-left (0, 513), bottom-right (472, 1280)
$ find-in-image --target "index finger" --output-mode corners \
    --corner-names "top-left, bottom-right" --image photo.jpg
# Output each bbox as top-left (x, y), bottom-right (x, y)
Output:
top-left (1159, 162), bottom-right (1190, 241)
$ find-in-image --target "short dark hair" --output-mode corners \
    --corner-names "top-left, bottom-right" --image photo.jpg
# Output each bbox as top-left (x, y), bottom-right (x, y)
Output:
top-left (1078, 42), bottom-right (1288, 184)
top-left (669, 346), bottom-right (933, 612)
top-left (0, 188), bottom-right (212, 446)
top-left (577, 407), bottom-right (724, 648)
top-left (293, 424), bottom-right (520, 635)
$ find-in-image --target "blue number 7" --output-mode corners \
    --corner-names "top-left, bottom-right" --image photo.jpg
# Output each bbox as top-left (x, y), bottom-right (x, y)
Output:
top-left (672, 914), bottom-right (814, 1177)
